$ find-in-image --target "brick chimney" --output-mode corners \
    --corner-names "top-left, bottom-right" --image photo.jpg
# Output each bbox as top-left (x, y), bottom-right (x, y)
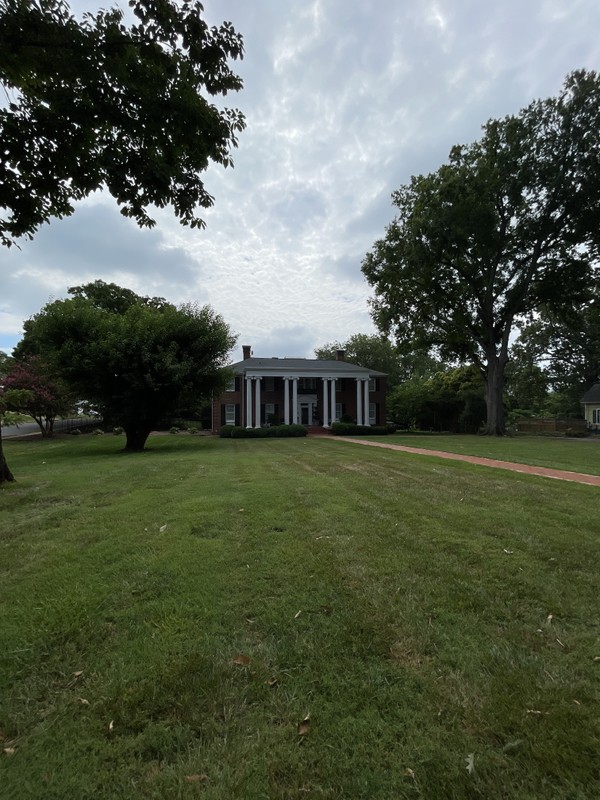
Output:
top-left (336, 349), bottom-right (345, 361)
top-left (242, 345), bottom-right (252, 360)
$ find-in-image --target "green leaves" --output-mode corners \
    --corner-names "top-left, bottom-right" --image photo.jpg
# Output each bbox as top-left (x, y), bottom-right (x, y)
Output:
top-left (0, 0), bottom-right (245, 245)
top-left (363, 69), bottom-right (600, 433)
top-left (15, 280), bottom-right (236, 451)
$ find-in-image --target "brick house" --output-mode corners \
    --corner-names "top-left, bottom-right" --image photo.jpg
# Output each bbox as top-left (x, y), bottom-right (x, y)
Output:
top-left (212, 345), bottom-right (387, 432)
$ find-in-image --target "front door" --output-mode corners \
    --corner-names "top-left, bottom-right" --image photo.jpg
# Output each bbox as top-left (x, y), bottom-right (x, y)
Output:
top-left (300, 403), bottom-right (310, 424)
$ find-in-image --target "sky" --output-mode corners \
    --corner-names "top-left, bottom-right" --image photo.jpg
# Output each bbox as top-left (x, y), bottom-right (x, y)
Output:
top-left (1, 0), bottom-right (600, 362)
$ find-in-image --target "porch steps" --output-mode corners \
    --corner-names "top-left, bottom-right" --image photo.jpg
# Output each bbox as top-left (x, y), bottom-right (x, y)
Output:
top-left (307, 426), bottom-right (332, 436)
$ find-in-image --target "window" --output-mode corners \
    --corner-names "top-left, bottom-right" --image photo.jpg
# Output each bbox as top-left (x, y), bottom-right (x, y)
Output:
top-left (368, 378), bottom-right (376, 391)
top-left (265, 403), bottom-right (275, 423)
top-left (335, 403), bottom-right (342, 422)
top-left (369, 402), bottom-right (376, 425)
top-left (299, 378), bottom-right (316, 391)
top-left (226, 377), bottom-right (235, 391)
top-left (593, 409), bottom-right (600, 424)
top-left (265, 377), bottom-right (275, 392)
top-left (225, 404), bottom-right (236, 425)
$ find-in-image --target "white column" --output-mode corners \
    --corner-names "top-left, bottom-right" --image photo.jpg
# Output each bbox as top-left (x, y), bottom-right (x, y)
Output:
top-left (322, 378), bottom-right (329, 427)
top-left (284, 377), bottom-right (290, 425)
top-left (292, 377), bottom-right (298, 424)
top-left (363, 379), bottom-right (370, 426)
top-left (246, 378), bottom-right (253, 427)
top-left (356, 378), bottom-right (362, 425)
top-left (255, 377), bottom-right (261, 428)
top-left (330, 378), bottom-right (336, 423)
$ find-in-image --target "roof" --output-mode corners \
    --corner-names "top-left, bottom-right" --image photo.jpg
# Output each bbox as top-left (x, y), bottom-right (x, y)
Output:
top-left (581, 383), bottom-right (600, 403)
top-left (229, 357), bottom-right (386, 378)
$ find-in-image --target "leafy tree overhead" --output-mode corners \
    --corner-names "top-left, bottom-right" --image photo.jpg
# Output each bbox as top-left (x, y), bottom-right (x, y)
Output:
top-left (16, 281), bottom-right (236, 451)
top-left (0, 0), bottom-right (245, 246)
top-left (3, 356), bottom-right (72, 437)
top-left (362, 70), bottom-right (600, 435)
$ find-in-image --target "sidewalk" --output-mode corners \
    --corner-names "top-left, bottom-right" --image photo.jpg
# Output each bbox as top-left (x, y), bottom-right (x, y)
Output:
top-left (333, 437), bottom-right (600, 487)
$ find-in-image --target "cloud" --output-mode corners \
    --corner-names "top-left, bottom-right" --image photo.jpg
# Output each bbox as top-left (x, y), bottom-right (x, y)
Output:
top-left (3, 0), bottom-right (600, 360)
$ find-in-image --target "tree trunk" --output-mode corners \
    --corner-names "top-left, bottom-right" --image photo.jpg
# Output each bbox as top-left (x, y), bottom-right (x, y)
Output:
top-left (0, 426), bottom-right (16, 484)
top-left (483, 355), bottom-right (507, 435)
top-left (124, 425), bottom-right (152, 452)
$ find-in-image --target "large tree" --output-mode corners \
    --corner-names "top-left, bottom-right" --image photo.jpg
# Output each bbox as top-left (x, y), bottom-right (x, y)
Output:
top-left (314, 333), bottom-right (440, 389)
top-left (16, 281), bottom-right (236, 451)
top-left (362, 70), bottom-right (600, 435)
top-left (513, 292), bottom-right (600, 415)
top-left (0, 0), bottom-right (245, 246)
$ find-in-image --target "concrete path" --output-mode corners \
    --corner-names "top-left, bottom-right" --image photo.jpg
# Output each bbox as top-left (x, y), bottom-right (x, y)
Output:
top-left (332, 437), bottom-right (600, 487)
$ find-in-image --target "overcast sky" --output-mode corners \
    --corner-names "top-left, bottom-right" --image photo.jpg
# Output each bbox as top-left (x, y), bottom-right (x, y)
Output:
top-left (1, 0), bottom-right (599, 361)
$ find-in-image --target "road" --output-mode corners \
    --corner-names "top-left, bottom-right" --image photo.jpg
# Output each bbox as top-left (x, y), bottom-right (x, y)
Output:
top-left (2, 418), bottom-right (92, 438)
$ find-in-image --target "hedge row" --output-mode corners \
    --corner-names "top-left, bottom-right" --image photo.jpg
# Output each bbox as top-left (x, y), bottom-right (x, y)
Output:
top-left (330, 422), bottom-right (393, 436)
top-left (220, 424), bottom-right (307, 438)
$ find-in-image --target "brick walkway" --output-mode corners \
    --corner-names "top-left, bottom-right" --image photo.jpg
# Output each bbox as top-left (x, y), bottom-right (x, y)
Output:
top-left (332, 437), bottom-right (600, 487)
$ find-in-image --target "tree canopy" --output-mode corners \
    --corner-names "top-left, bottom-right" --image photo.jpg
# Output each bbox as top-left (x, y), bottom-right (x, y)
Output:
top-left (0, 0), bottom-right (245, 246)
top-left (15, 281), bottom-right (236, 451)
top-left (514, 291), bottom-right (600, 415)
top-left (362, 70), bottom-right (600, 435)
top-left (2, 356), bottom-right (72, 437)
top-left (314, 333), bottom-right (440, 389)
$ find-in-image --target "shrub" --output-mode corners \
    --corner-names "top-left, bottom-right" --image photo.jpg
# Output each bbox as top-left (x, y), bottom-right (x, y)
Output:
top-left (287, 424), bottom-right (307, 437)
top-left (188, 425), bottom-right (199, 434)
top-left (331, 422), bottom-right (391, 436)
top-left (92, 428), bottom-right (105, 436)
top-left (70, 428), bottom-right (81, 435)
top-left (169, 426), bottom-right (179, 434)
top-left (220, 424), bottom-right (308, 439)
top-left (113, 426), bottom-right (124, 436)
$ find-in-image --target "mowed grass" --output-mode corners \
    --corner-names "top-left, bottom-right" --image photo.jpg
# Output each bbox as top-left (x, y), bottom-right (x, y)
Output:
top-left (364, 433), bottom-right (600, 476)
top-left (1, 434), bottom-right (599, 800)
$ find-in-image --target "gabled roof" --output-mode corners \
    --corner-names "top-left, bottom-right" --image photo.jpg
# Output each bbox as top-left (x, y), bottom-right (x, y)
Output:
top-left (581, 383), bottom-right (600, 403)
top-left (229, 357), bottom-right (386, 377)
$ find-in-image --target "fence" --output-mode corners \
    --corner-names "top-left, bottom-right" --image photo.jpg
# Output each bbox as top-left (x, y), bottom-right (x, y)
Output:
top-left (516, 418), bottom-right (586, 434)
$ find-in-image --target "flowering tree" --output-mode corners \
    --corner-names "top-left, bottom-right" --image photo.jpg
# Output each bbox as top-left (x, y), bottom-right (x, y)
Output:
top-left (3, 357), bottom-right (72, 437)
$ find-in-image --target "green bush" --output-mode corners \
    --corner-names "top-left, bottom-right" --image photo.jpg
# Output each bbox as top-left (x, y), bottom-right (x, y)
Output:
top-left (331, 422), bottom-right (391, 436)
top-left (188, 425), bottom-right (199, 434)
top-left (92, 428), bottom-right (105, 436)
top-left (287, 424), bottom-right (307, 437)
top-left (113, 426), bottom-right (124, 436)
top-left (70, 428), bottom-right (81, 436)
top-left (220, 424), bottom-right (308, 439)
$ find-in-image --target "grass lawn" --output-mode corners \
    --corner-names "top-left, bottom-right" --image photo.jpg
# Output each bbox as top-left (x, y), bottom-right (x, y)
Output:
top-left (358, 433), bottom-right (600, 476)
top-left (1, 434), bottom-right (599, 799)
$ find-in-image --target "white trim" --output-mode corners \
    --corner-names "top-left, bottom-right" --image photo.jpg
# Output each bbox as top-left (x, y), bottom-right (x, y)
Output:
top-left (323, 377), bottom-right (329, 427)
top-left (292, 377), bottom-right (298, 424)
top-left (284, 377), bottom-right (290, 425)
top-left (245, 377), bottom-right (252, 428)
top-left (254, 377), bottom-right (261, 428)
